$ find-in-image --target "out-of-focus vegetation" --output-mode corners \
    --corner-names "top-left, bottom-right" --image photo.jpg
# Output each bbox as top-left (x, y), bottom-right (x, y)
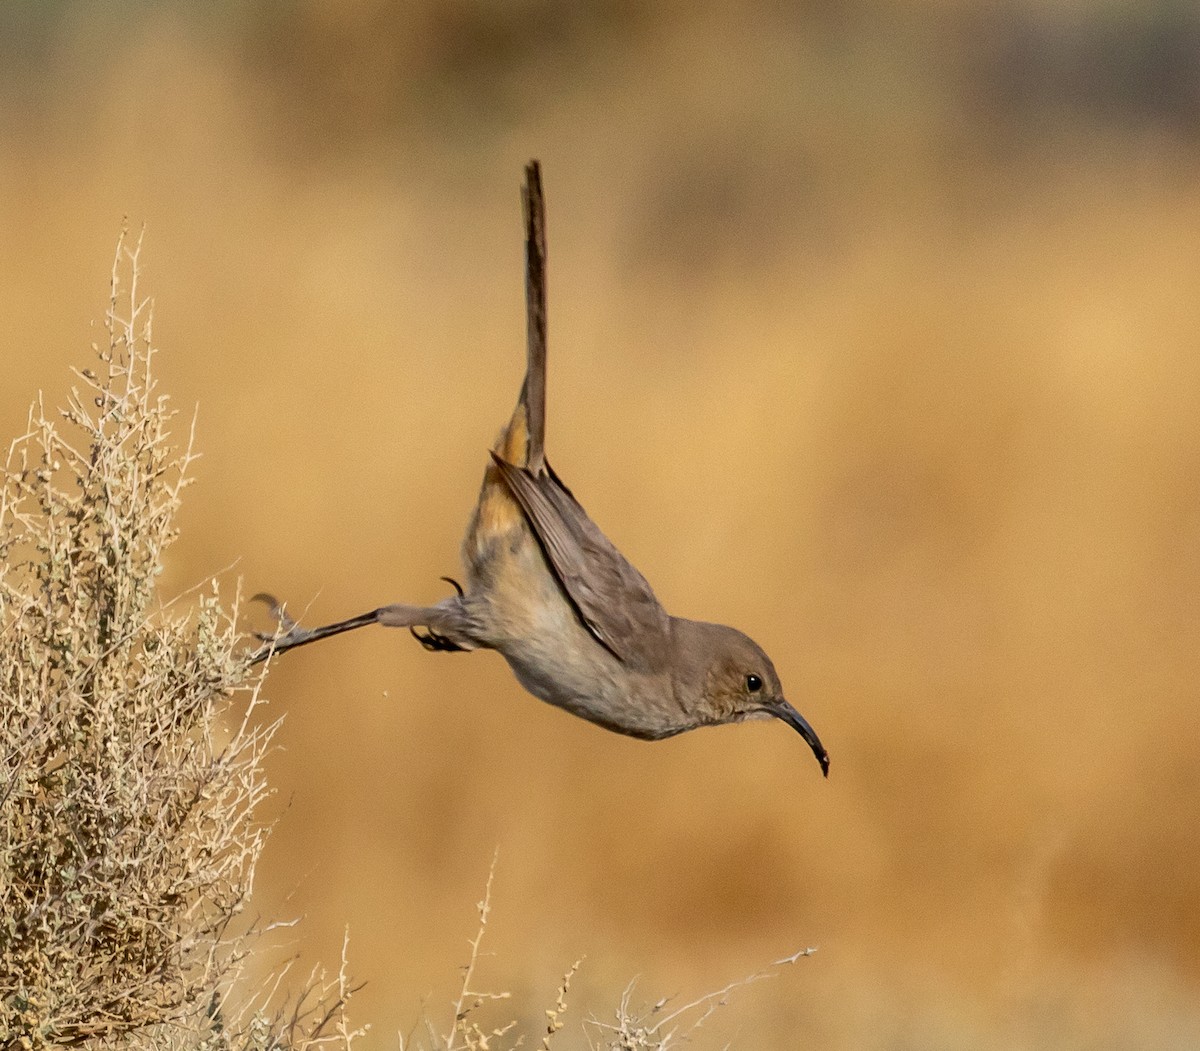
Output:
top-left (3, 3), bottom-right (1199, 1048)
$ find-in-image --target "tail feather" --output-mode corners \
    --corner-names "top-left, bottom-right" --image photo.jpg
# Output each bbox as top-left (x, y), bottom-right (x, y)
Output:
top-left (474, 161), bottom-right (551, 560)
top-left (497, 160), bottom-right (548, 472)
top-left (522, 160), bottom-right (547, 472)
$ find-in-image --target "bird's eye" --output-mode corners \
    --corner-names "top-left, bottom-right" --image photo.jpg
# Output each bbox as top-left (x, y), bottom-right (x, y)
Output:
top-left (746, 673), bottom-right (763, 693)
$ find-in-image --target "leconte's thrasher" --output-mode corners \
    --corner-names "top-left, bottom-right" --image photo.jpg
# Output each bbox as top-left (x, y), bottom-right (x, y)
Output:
top-left (253, 161), bottom-right (829, 777)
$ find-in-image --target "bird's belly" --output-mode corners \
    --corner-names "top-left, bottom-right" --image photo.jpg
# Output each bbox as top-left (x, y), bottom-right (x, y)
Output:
top-left (491, 582), bottom-right (624, 718)
top-left (461, 489), bottom-right (680, 738)
top-left (499, 622), bottom-right (681, 740)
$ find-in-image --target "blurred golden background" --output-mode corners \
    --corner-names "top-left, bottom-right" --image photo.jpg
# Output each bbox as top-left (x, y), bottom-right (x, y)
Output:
top-left (4, 2), bottom-right (1200, 1046)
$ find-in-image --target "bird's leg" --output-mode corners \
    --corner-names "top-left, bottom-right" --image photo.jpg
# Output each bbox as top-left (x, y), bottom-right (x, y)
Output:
top-left (249, 580), bottom-right (474, 664)
top-left (248, 593), bottom-right (385, 664)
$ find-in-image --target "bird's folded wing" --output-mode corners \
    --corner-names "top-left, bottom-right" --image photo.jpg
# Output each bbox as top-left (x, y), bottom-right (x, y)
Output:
top-left (490, 453), bottom-right (670, 668)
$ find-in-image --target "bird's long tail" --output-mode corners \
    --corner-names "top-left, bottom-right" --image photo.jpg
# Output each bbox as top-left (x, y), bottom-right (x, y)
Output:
top-left (495, 160), bottom-right (548, 473)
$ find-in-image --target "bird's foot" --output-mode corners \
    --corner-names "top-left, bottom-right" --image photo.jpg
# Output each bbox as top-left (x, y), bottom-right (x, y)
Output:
top-left (248, 593), bottom-right (321, 662)
top-left (412, 575), bottom-right (468, 647)
top-left (410, 626), bottom-right (466, 652)
top-left (408, 576), bottom-right (468, 652)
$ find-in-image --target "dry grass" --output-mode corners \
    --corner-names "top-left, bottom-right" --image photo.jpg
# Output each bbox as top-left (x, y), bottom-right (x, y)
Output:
top-left (583, 949), bottom-right (815, 1051)
top-left (0, 232), bottom-right (361, 1051)
top-left (400, 852), bottom-right (812, 1051)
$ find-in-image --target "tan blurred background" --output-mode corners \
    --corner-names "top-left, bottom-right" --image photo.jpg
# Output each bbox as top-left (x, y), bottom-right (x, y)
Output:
top-left (4, 2), bottom-right (1200, 1046)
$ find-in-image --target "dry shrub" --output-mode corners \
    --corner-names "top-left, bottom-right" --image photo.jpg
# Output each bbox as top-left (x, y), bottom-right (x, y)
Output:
top-left (0, 233), bottom-right (361, 1051)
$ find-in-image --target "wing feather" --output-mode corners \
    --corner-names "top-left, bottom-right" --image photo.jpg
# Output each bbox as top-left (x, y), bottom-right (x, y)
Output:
top-left (490, 453), bottom-right (669, 668)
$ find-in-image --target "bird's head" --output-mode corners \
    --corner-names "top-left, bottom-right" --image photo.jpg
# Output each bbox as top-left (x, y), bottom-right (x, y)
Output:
top-left (674, 619), bottom-right (829, 777)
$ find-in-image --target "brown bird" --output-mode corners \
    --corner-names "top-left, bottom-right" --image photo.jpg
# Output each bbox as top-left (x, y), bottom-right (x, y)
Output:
top-left (254, 161), bottom-right (828, 777)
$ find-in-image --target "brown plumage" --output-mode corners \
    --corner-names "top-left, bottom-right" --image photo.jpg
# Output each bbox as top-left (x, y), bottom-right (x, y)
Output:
top-left (253, 162), bottom-right (828, 777)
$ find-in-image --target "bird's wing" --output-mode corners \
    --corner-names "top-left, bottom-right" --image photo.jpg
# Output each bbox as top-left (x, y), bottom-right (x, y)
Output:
top-left (490, 453), bottom-right (670, 668)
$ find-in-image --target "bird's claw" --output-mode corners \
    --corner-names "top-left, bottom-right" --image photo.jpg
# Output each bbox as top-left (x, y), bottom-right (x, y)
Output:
top-left (248, 592), bottom-right (309, 661)
top-left (410, 626), bottom-right (466, 653)
top-left (409, 576), bottom-right (469, 651)
top-left (251, 592), bottom-right (297, 632)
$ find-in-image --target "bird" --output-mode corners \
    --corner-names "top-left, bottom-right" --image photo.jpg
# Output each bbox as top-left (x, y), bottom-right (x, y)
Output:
top-left (253, 161), bottom-right (828, 777)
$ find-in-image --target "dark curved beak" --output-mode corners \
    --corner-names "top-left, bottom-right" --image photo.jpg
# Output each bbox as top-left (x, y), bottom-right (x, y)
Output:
top-left (769, 700), bottom-right (829, 777)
